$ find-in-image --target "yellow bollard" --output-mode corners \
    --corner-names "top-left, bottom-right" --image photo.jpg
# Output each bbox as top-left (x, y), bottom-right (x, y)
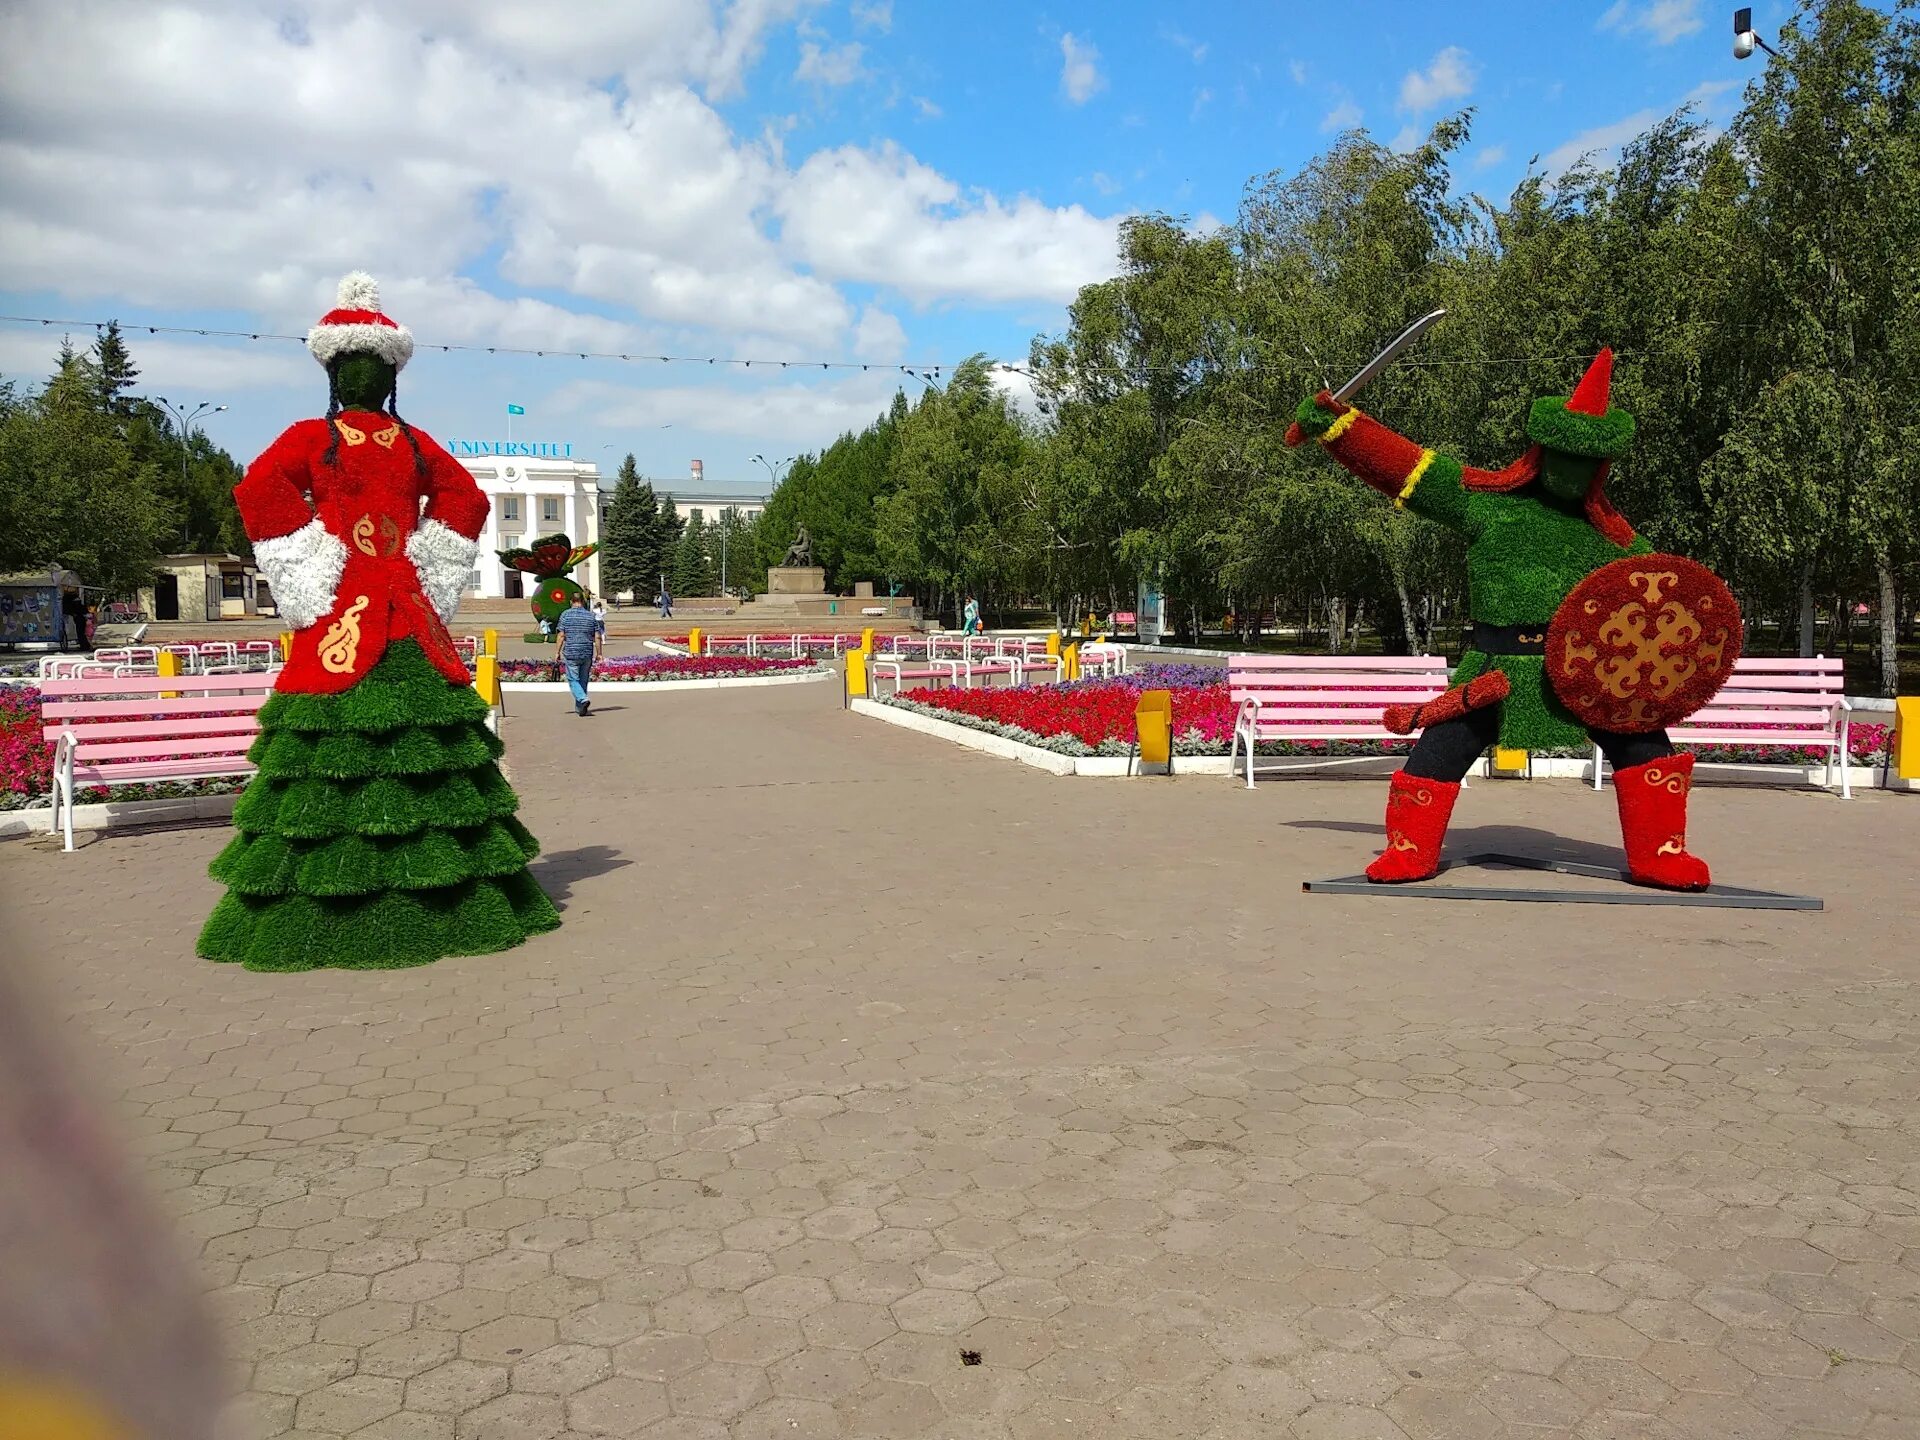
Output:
top-left (482, 627), bottom-right (498, 657)
top-left (1135, 688), bottom-right (1173, 775)
top-left (1082, 612), bottom-right (1095, 637)
top-left (1063, 641), bottom-right (1080, 682)
top-left (861, 627), bottom-right (875, 653)
top-left (1046, 631), bottom-right (1060, 658)
top-left (1493, 747), bottom-right (1529, 775)
top-left (474, 654), bottom-right (500, 707)
top-left (1895, 696), bottom-right (1920, 781)
top-left (157, 648), bottom-right (181, 700)
top-left (688, 627), bottom-right (702, 656)
top-left (279, 631), bottom-right (293, 661)
top-left (844, 648), bottom-right (868, 705)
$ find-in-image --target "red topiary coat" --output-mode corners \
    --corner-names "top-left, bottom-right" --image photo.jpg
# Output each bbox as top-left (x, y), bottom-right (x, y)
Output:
top-left (235, 410), bottom-right (487, 694)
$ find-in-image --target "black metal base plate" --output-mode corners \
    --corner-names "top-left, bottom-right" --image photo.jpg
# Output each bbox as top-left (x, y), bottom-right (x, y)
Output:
top-left (1303, 852), bottom-right (1822, 910)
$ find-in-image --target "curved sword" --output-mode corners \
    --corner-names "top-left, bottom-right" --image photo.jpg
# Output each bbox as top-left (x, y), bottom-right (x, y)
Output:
top-left (1331, 308), bottom-right (1447, 403)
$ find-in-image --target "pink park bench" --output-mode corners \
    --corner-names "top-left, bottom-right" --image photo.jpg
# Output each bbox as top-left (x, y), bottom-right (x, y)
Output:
top-left (1592, 655), bottom-right (1855, 797)
top-left (40, 670), bottom-right (276, 850)
top-left (1230, 654), bottom-right (1451, 787)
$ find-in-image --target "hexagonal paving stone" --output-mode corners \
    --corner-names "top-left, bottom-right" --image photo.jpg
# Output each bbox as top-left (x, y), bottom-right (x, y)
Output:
top-left (668, 1362), bottom-right (773, 1420)
top-left (407, 1359), bottom-right (510, 1413)
top-left (892, 1288), bottom-right (986, 1335)
top-left (460, 1315), bottom-right (557, 1364)
top-left (770, 1347), bottom-right (871, 1403)
top-left (615, 1332), bottom-right (711, 1381)
top-left (567, 1376), bottom-right (671, 1435)
top-left (511, 1342), bottom-right (612, 1393)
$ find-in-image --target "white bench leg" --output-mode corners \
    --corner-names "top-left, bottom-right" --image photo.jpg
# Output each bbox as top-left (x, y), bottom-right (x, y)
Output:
top-left (58, 739), bottom-right (75, 852)
top-left (1592, 743), bottom-right (1605, 791)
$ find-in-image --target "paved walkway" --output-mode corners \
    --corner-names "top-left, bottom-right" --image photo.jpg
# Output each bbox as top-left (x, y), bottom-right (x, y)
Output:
top-left (3, 680), bottom-right (1918, 1440)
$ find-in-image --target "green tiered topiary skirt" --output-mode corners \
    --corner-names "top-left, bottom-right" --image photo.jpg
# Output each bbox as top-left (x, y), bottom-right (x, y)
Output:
top-left (197, 640), bottom-right (560, 971)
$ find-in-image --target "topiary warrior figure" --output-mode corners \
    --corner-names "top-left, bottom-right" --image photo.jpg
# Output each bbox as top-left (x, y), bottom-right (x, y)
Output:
top-left (1289, 349), bottom-right (1731, 891)
top-left (197, 274), bottom-right (559, 970)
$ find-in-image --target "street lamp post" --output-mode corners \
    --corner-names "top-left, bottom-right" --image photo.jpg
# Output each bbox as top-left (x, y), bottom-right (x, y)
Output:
top-left (151, 397), bottom-right (229, 496)
top-left (750, 452), bottom-right (794, 489)
top-left (1733, 6), bottom-right (1781, 60)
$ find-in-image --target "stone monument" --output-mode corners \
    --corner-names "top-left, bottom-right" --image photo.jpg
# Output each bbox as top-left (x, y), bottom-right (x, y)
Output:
top-left (763, 524), bottom-right (826, 602)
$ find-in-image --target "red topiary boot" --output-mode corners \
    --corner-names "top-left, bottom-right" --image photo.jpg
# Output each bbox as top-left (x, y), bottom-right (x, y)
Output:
top-left (1366, 771), bottom-right (1460, 883)
top-left (1613, 753), bottom-right (1711, 891)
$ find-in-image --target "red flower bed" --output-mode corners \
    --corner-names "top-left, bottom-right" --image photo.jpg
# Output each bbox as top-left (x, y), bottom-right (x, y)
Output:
top-left (897, 681), bottom-right (1235, 750)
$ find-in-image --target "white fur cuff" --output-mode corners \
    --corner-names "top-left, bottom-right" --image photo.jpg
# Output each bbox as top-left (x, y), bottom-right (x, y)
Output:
top-left (407, 519), bottom-right (479, 624)
top-left (254, 518), bottom-right (347, 630)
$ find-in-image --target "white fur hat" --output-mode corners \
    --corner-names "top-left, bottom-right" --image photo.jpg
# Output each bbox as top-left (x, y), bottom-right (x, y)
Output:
top-left (306, 272), bottom-right (414, 370)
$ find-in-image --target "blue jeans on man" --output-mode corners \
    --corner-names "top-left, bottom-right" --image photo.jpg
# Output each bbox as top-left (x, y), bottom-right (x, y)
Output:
top-left (564, 654), bottom-right (593, 710)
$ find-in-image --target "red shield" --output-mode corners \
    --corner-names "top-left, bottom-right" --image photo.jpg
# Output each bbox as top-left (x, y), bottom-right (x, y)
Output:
top-left (1546, 554), bottom-right (1743, 733)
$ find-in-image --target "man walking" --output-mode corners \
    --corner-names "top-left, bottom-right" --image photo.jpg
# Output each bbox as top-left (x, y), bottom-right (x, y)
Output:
top-left (554, 592), bottom-right (602, 715)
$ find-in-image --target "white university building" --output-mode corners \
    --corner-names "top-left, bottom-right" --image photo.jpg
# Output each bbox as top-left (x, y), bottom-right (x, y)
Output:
top-left (454, 446), bottom-right (769, 602)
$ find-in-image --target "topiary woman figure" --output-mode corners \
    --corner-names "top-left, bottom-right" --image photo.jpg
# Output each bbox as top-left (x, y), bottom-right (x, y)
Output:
top-left (197, 273), bottom-right (559, 970)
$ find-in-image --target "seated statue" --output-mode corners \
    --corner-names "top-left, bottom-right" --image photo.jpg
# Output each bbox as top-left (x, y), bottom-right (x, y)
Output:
top-left (782, 525), bottom-right (814, 568)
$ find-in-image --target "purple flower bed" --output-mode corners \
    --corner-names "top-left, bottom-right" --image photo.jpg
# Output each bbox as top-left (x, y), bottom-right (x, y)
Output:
top-left (499, 654), bottom-right (824, 683)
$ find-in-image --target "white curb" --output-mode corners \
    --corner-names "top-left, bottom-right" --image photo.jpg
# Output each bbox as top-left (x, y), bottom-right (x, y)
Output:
top-left (849, 698), bottom-right (1231, 777)
top-left (0, 791), bottom-right (239, 842)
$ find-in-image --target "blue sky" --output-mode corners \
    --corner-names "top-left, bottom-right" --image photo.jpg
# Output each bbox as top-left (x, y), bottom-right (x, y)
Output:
top-left (0, 0), bottom-right (1778, 493)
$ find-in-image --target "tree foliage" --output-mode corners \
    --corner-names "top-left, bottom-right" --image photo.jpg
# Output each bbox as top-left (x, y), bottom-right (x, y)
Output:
top-left (0, 330), bottom-right (249, 597)
top-left (742, 1), bottom-right (1915, 687)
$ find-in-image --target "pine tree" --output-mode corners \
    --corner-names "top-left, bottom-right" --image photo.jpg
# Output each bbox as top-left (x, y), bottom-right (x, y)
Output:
top-left (672, 516), bottom-right (714, 596)
top-left (653, 493), bottom-right (685, 594)
top-left (92, 321), bottom-right (140, 414)
top-left (600, 454), bottom-right (659, 602)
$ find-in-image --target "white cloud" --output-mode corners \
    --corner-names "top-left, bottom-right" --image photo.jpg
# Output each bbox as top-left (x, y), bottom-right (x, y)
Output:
top-left (1089, 171), bottom-right (1123, 197)
top-left (852, 305), bottom-right (907, 363)
top-left (1289, 59), bottom-right (1309, 86)
top-left (1398, 46), bottom-right (1477, 113)
top-left (552, 369), bottom-right (908, 444)
top-left (1162, 28), bottom-right (1208, 63)
top-left (1059, 33), bottom-right (1105, 105)
top-left (913, 95), bottom-right (943, 119)
top-left (795, 38), bottom-right (865, 86)
top-left (1542, 109), bottom-right (1661, 173)
top-left (0, 329), bottom-right (309, 394)
top-left (0, 0), bottom-right (1114, 358)
top-left (1320, 99), bottom-right (1364, 133)
top-left (1474, 144), bottom-right (1509, 171)
top-left (779, 143), bottom-right (1120, 305)
top-left (850, 0), bottom-right (892, 32)
top-left (1191, 87), bottom-right (1214, 120)
top-left (1389, 125), bottom-right (1424, 154)
top-left (1598, 0), bottom-right (1705, 45)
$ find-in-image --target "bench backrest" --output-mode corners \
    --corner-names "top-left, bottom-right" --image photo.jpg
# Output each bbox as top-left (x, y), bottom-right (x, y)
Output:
top-left (39, 672), bottom-right (274, 769)
top-left (1229, 654), bottom-right (1451, 736)
top-left (1671, 655), bottom-right (1847, 741)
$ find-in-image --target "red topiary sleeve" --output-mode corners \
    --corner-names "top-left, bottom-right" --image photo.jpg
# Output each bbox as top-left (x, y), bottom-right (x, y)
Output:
top-left (234, 419), bottom-right (329, 542)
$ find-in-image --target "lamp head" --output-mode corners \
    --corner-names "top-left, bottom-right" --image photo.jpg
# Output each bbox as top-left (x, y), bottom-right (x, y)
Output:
top-left (1734, 30), bottom-right (1757, 58)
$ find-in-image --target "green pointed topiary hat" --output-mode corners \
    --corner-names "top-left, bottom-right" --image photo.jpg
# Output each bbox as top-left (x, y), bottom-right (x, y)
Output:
top-left (1526, 348), bottom-right (1635, 460)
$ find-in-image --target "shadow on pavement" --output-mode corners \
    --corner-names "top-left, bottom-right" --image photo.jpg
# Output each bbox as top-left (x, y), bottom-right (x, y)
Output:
top-left (527, 845), bottom-right (632, 911)
top-left (1286, 819), bottom-right (1627, 869)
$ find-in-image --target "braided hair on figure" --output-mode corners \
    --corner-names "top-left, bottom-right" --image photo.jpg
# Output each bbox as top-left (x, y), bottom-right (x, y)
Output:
top-left (382, 372), bottom-right (429, 478)
top-left (319, 360), bottom-right (427, 477)
top-left (320, 361), bottom-right (345, 468)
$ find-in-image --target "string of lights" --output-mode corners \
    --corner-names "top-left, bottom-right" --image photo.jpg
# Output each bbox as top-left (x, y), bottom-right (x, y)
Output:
top-left (0, 313), bottom-right (945, 380)
top-left (2, 311), bottom-right (1722, 385)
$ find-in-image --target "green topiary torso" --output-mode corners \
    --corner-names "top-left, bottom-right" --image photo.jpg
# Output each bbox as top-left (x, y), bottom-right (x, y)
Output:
top-left (1405, 454), bottom-right (1651, 749)
top-left (198, 640), bottom-right (559, 970)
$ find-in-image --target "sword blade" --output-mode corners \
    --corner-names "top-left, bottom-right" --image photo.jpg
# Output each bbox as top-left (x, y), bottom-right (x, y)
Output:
top-left (1331, 308), bottom-right (1447, 403)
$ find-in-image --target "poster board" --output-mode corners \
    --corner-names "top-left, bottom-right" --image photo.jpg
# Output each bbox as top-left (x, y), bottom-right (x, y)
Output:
top-left (0, 568), bottom-right (77, 648)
